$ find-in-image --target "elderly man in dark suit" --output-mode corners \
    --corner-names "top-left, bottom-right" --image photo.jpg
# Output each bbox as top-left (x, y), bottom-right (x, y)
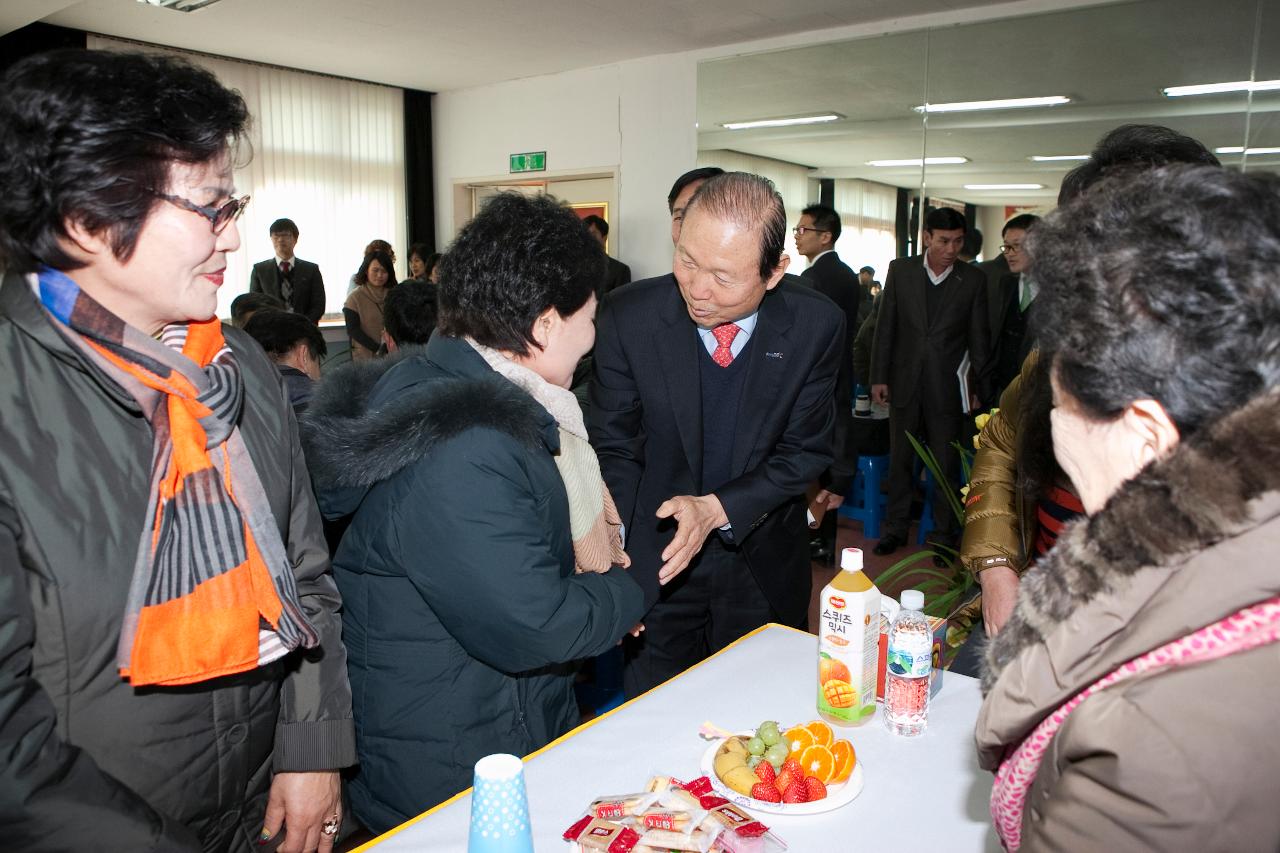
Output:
top-left (870, 206), bottom-right (991, 555)
top-left (590, 172), bottom-right (844, 696)
top-left (249, 217), bottom-right (326, 324)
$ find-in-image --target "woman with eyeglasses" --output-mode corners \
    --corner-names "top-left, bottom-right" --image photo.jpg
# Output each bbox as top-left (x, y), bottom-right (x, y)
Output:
top-left (0, 50), bottom-right (355, 852)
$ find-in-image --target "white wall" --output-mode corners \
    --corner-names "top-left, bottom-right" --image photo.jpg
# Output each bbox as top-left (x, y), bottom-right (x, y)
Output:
top-left (432, 54), bottom-right (696, 281)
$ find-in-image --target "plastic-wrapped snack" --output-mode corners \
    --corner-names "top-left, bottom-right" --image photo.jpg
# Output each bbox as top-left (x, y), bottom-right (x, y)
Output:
top-left (637, 825), bottom-right (723, 853)
top-left (677, 778), bottom-right (787, 853)
top-left (644, 775), bottom-right (687, 794)
top-left (590, 793), bottom-right (662, 821)
top-left (565, 816), bottom-right (642, 852)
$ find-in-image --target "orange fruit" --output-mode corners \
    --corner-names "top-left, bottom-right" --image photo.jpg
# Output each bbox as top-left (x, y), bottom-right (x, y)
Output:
top-left (829, 739), bottom-right (856, 784)
top-left (819, 655), bottom-right (851, 685)
top-left (799, 743), bottom-right (835, 784)
top-left (782, 724), bottom-right (815, 757)
top-left (805, 719), bottom-right (835, 747)
top-left (822, 679), bottom-right (855, 709)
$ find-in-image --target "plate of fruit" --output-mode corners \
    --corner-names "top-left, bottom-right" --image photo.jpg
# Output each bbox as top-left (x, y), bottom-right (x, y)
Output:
top-left (700, 719), bottom-right (863, 815)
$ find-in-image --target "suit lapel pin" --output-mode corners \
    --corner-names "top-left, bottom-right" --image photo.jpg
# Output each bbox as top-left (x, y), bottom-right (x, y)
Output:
top-left (765, 351), bottom-right (783, 359)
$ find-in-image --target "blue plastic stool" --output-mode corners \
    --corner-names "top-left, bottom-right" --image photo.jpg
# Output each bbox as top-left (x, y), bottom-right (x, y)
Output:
top-left (917, 468), bottom-right (937, 545)
top-left (838, 453), bottom-right (889, 539)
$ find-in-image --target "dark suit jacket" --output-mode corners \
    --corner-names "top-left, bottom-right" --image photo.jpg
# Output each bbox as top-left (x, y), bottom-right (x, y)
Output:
top-left (589, 275), bottom-right (843, 624)
top-left (249, 258), bottom-right (326, 324)
top-left (870, 255), bottom-right (991, 415)
top-left (600, 257), bottom-right (633, 297)
top-left (796, 259), bottom-right (858, 494)
top-left (976, 254), bottom-right (1011, 341)
top-left (800, 252), bottom-right (864, 356)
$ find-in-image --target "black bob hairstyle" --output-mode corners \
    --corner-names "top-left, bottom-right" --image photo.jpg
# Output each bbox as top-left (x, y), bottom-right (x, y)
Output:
top-left (383, 279), bottom-right (439, 347)
top-left (1033, 164), bottom-right (1280, 440)
top-left (0, 49), bottom-right (250, 274)
top-left (243, 309), bottom-right (327, 362)
top-left (355, 250), bottom-right (397, 288)
top-left (436, 192), bottom-right (602, 356)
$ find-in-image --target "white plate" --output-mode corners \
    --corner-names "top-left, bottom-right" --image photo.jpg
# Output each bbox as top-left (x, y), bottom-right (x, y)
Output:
top-left (698, 736), bottom-right (864, 816)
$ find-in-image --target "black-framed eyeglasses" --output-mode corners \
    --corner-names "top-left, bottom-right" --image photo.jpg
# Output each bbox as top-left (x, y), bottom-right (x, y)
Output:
top-left (150, 191), bottom-right (250, 234)
top-left (793, 225), bottom-right (830, 236)
top-left (999, 242), bottom-right (1023, 254)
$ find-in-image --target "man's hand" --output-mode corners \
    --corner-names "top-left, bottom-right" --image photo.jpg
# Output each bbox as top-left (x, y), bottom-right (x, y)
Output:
top-left (814, 488), bottom-right (844, 511)
top-left (262, 771), bottom-right (342, 853)
top-left (871, 383), bottom-right (890, 406)
top-left (655, 494), bottom-right (728, 584)
top-left (980, 565), bottom-right (1021, 637)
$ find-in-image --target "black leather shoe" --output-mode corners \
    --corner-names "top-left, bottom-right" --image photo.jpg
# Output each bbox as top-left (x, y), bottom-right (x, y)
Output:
top-left (809, 535), bottom-right (834, 563)
top-left (873, 533), bottom-right (905, 556)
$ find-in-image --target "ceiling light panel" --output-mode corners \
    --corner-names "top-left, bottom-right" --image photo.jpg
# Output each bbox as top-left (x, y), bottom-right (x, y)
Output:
top-left (914, 96), bottom-right (1070, 113)
top-left (866, 157), bottom-right (968, 167)
top-left (1163, 80), bottom-right (1280, 97)
top-left (721, 114), bottom-right (842, 130)
top-left (1215, 146), bottom-right (1280, 155)
top-left (964, 184), bottom-right (1045, 190)
top-left (1029, 154), bottom-right (1089, 162)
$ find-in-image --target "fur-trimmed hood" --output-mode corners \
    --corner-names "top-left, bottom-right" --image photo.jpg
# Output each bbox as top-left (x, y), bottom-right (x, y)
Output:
top-left (299, 340), bottom-right (555, 505)
top-left (976, 388), bottom-right (1280, 761)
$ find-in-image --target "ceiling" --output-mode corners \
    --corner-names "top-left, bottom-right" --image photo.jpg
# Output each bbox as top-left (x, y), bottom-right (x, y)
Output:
top-left (697, 0), bottom-right (1280, 206)
top-left (7, 0), bottom-right (1026, 93)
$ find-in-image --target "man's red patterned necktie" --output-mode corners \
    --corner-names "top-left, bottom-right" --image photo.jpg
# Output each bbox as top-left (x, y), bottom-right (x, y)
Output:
top-left (711, 322), bottom-right (741, 367)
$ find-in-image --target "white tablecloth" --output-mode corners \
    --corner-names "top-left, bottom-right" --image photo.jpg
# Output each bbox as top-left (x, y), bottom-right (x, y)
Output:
top-left (359, 624), bottom-right (1000, 852)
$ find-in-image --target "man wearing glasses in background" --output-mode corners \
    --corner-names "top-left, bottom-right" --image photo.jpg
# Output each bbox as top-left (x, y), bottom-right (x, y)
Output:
top-left (250, 217), bottom-right (327, 324)
top-left (988, 213), bottom-right (1040, 398)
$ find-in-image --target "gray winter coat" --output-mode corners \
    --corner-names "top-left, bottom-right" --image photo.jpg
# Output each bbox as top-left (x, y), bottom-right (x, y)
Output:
top-left (0, 272), bottom-right (356, 852)
top-left (976, 389), bottom-right (1280, 850)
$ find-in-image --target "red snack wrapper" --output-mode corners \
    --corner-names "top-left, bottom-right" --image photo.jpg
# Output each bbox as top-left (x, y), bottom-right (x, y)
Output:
top-left (564, 816), bottom-right (642, 852)
top-left (703, 801), bottom-right (769, 839)
top-left (680, 776), bottom-right (715, 798)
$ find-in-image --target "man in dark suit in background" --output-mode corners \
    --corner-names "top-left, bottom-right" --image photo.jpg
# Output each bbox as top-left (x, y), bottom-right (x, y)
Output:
top-left (590, 172), bottom-right (844, 696)
top-left (795, 203), bottom-right (861, 560)
top-left (583, 214), bottom-right (632, 297)
top-left (989, 213), bottom-right (1041, 397)
top-left (249, 217), bottom-right (326, 324)
top-left (870, 207), bottom-right (990, 555)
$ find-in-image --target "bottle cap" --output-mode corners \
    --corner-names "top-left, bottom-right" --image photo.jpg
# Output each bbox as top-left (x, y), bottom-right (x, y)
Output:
top-left (840, 547), bottom-right (863, 571)
top-left (901, 589), bottom-right (925, 611)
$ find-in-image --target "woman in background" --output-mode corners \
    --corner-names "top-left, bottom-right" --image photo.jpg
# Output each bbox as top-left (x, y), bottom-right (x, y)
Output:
top-left (0, 49), bottom-right (354, 852)
top-left (976, 164), bottom-right (1280, 849)
top-left (342, 249), bottom-right (396, 360)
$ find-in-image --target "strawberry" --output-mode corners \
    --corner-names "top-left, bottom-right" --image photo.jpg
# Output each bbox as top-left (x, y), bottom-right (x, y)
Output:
top-left (774, 768), bottom-right (799, 794)
top-left (750, 782), bottom-right (782, 803)
top-left (754, 762), bottom-right (776, 785)
top-left (781, 780), bottom-right (808, 804)
top-left (781, 758), bottom-right (804, 779)
top-left (804, 776), bottom-right (828, 801)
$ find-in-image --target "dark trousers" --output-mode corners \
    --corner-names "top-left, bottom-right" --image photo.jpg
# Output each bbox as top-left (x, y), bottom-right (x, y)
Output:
top-left (885, 397), bottom-right (963, 539)
top-left (622, 536), bottom-right (783, 698)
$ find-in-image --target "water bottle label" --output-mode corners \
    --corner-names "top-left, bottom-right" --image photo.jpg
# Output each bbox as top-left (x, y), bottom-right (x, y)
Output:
top-left (887, 635), bottom-right (932, 678)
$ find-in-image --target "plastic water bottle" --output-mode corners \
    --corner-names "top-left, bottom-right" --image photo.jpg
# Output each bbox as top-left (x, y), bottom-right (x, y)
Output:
top-left (883, 589), bottom-right (931, 736)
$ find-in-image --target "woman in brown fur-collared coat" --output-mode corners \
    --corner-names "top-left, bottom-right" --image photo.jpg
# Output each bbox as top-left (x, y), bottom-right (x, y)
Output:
top-left (975, 165), bottom-right (1280, 851)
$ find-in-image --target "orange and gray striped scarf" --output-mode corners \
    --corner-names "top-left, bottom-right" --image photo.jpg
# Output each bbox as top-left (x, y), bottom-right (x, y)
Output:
top-left (36, 268), bottom-right (318, 686)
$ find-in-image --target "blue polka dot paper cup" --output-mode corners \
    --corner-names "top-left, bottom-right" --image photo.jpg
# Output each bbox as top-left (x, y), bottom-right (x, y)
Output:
top-left (468, 753), bottom-right (534, 853)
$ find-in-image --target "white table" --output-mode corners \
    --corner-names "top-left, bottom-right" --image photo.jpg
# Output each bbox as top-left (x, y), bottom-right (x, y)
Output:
top-left (357, 624), bottom-right (1000, 852)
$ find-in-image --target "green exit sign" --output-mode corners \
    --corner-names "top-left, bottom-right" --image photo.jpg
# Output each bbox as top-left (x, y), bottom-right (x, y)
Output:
top-left (509, 151), bottom-right (546, 173)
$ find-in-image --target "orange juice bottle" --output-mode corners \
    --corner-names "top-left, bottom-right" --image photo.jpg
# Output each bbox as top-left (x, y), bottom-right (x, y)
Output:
top-left (817, 547), bottom-right (881, 726)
